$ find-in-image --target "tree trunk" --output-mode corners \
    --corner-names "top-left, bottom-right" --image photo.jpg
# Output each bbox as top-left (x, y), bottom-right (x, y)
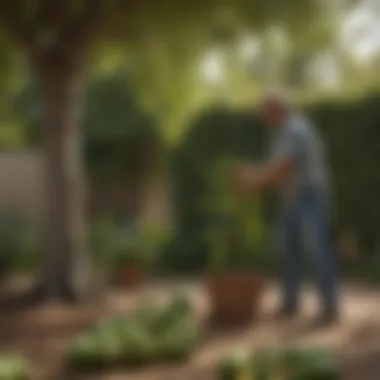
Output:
top-left (34, 61), bottom-right (93, 302)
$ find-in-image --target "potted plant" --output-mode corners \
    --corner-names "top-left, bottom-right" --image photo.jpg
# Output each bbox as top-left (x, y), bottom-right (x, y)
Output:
top-left (109, 230), bottom-right (152, 288)
top-left (91, 218), bottom-right (169, 288)
top-left (204, 159), bottom-right (266, 327)
top-left (90, 219), bottom-right (148, 288)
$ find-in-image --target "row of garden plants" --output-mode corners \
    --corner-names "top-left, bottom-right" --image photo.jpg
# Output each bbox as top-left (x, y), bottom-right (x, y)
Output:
top-left (0, 335), bottom-right (341, 379)
top-left (65, 290), bottom-right (199, 372)
top-left (218, 345), bottom-right (341, 380)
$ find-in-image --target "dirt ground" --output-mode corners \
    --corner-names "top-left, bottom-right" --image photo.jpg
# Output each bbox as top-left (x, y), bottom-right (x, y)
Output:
top-left (1, 279), bottom-right (380, 380)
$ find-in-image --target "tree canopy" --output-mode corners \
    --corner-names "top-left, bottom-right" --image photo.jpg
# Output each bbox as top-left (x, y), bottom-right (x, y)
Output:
top-left (0, 0), bottom-right (340, 135)
top-left (1, 0), bottom-right (375, 144)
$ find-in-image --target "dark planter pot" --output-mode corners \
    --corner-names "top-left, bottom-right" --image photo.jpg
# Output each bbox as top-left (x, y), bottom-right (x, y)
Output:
top-left (111, 265), bottom-right (146, 288)
top-left (205, 271), bottom-right (265, 328)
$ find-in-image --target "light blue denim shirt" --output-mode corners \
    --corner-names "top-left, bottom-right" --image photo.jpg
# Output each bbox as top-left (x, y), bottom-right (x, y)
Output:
top-left (270, 112), bottom-right (328, 203)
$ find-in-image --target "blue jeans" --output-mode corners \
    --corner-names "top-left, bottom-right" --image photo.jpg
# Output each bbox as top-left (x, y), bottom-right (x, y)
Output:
top-left (277, 187), bottom-right (338, 312)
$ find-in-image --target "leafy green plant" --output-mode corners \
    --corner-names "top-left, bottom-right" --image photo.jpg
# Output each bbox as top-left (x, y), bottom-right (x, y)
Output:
top-left (205, 158), bottom-right (266, 273)
top-left (66, 290), bottom-right (199, 372)
top-left (249, 345), bottom-right (341, 380)
top-left (218, 345), bottom-right (341, 380)
top-left (0, 353), bottom-right (31, 380)
top-left (90, 217), bottom-right (170, 270)
top-left (218, 348), bottom-right (250, 380)
top-left (138, 219), bottom-right (172, 258)
top-left (112, 233), bottom-right (153, 268)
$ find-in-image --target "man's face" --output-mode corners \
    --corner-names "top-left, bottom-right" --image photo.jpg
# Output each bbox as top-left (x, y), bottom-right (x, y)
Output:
top-left (260, 100), bottom-right (286, 127)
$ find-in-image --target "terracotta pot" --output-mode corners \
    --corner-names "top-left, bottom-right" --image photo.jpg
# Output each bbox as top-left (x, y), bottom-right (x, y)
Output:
top-left (111, 265), bottom-right (146, 288)
top-left (205, 271), bottom-right (265, 327)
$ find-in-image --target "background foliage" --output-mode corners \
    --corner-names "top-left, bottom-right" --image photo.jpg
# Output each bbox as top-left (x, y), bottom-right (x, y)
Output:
top-left (14, 72), bottom-right (163, 189)
top-left (165, 92), bottom-right (380, 277)
top-left (1, 0), bottom-right (380, 283)
top-left (3, 74), bottom-right (380, 281)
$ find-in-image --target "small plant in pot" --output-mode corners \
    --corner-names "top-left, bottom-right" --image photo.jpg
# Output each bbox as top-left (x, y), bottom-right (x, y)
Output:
top-left (110, 232), bottom-right (152, 288)
top-left (204, 158), bottom-right (267, 328)
top-left (91, 219), bottom-right (155, 288)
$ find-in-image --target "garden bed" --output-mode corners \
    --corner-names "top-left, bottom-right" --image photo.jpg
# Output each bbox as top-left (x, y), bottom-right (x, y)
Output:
top-left (1, 279), bottom-right (380, 380)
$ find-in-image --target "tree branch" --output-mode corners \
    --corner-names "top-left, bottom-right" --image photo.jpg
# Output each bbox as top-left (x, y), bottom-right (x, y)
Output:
top-left (46, 0), bottom-right (104, 66)
top-left (0, 0), bottom-right (36, 48)
top-left (37, 0), bottom-right (72, 35)
top-left (70, 0), bottom-right (104, 46)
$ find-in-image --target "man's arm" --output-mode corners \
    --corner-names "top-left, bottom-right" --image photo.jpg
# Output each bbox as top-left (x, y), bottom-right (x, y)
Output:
top-left (233, 126), bottom-right (300, 192)
top-left (246, 157), bottom-right (294, 189)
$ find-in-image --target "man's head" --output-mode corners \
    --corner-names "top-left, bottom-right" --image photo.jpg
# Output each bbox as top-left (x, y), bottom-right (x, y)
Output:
top-left (259, 90), bottom-right (290, 127)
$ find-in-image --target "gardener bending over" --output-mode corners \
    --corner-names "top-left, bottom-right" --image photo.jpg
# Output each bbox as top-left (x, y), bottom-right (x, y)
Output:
top-left (233, 91), bottom-right (339, 326)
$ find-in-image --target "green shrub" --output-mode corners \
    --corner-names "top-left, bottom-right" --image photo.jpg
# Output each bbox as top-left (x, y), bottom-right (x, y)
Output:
top-left (66, 290), bottom-right (199, 372)
top-left (0, 212), bottom-right (43, 278)
top-left (90, 217), bottom-right (170, 270)
top-left (306, 93), bottom-right (380, 254)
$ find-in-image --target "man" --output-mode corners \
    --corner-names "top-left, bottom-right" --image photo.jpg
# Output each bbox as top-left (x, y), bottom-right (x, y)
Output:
top-left (233, 91), bottom-right (338, 325)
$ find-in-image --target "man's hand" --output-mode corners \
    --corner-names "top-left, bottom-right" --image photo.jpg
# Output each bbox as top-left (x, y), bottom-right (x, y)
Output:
top-left (230, 164), bottom-right (260, 195)
top-left (230, 157), bottom-right (294, 194)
